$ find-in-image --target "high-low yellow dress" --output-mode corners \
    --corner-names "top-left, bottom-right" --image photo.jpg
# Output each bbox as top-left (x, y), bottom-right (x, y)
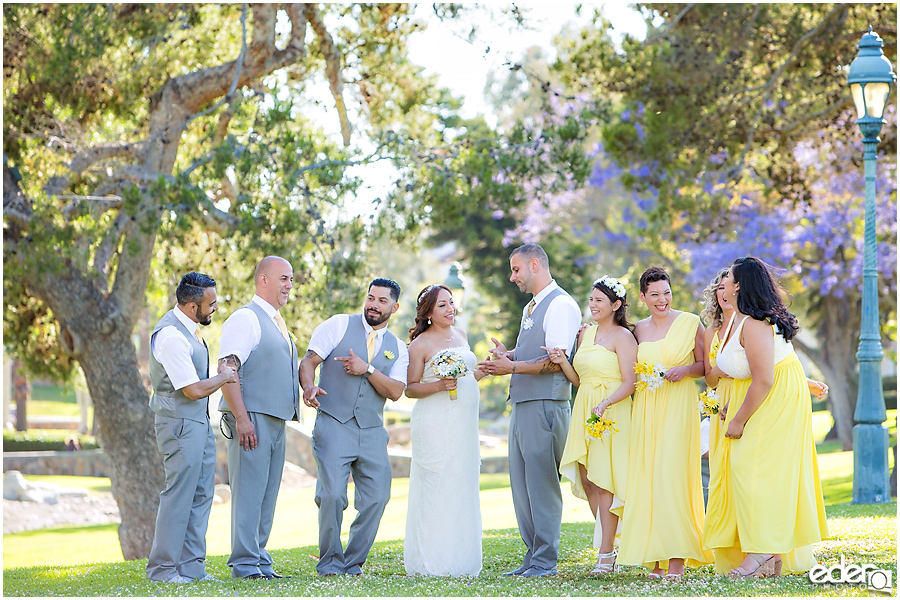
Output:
top-left (618, 312), bottom-right (713, 569)
top-left (702, 321), bottom-right (746, 572)
top-left (705, 315), bottom-right (828, 573)
top-left (559, 323), bottom-right (631, 547)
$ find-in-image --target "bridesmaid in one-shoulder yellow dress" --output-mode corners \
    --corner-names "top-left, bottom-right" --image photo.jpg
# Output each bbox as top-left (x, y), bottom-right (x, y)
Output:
top-left (554, 276), bottom-right (637, 575)
top-left (711, 257), bottom-right (828, 577)
top-left (617, 267), bottom-right (713, 579)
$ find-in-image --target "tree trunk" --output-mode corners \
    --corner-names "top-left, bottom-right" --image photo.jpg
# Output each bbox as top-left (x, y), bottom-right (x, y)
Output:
top-left (12, 359), bottom-right (30, 432)
top-left (814, 294), bottom-right (861, 451)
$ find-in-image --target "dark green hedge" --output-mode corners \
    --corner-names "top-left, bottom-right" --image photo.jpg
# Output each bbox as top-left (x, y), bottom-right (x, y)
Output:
top-left (2, 429), bottom-right (99, 452)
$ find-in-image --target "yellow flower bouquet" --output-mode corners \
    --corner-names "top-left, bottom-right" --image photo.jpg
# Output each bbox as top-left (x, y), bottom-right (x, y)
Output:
top-left (584, 413), bottom-right (619, 439)
top-left (634, 361), bottom-right (666, 393)
top-left (432, 348), bottom-right (469, 400)
top-left (698, 388), bottom-right (720, 417)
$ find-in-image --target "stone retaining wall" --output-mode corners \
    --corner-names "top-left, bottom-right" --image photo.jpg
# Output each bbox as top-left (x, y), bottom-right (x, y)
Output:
top-left (2, 449), bottom-right (109, 477)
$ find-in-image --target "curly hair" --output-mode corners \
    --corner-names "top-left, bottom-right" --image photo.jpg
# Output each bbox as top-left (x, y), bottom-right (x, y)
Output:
top-left (409, 284), bottom-right (453, 342)
top-left (731, 256), bottom-right (800, 342)
top-left (700, 268), bottom-right (730, 329)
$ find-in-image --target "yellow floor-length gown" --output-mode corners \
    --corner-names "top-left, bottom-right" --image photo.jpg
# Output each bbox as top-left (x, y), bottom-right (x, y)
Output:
top-left (706, 316), bottom-right (828, 574)
top-left (559, 322), bottom-right (631, 547)
top-left (702, 323), bottom-right (747, 572)
top-left (617, 312), bottom-right (713, 569)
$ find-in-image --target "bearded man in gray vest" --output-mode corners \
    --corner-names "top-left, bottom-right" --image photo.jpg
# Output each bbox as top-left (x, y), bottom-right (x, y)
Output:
top-left (299, 278), bottom-right (409, 576)
top-left (478, 244), bottom-right (581, 577)
top-left (147, 272), bottom-right (237, 583)
top-left (218, 256), bottom-right (300, 579)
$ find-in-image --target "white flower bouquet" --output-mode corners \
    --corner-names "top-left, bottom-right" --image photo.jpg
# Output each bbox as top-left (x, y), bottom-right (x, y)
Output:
top-left (432, 348), bottom-right (469, 400)
top-left (634, 361), bottom-right (666, 393)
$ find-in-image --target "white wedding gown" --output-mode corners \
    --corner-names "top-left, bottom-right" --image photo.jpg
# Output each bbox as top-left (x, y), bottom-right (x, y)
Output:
top-left (404, 346), bottom-right (483, 577)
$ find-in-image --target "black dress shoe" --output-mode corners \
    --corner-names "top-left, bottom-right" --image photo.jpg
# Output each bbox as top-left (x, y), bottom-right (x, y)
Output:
top-left (242, 574), bottom-right (269, 580)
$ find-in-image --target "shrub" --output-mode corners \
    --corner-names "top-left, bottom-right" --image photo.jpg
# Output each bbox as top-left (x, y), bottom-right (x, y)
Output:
top-left (2, 429), bottom-right (99, 452)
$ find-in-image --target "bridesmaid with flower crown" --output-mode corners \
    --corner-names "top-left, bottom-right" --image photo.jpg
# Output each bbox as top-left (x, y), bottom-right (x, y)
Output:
top-left (617, 266), bottom-right (713, 579)
top-left (551, 276), bottom-right (637, 575)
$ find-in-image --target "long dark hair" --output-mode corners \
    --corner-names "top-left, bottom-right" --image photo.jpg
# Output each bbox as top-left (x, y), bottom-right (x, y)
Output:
top-left (409, 284), bottom-right (453, 342)
top-left (592, 277), bottom-right (634, 333)
top-left (731, 256), bottom-right (800, 341)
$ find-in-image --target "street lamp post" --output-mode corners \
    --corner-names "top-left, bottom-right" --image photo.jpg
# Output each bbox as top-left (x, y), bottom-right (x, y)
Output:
top-left (847, 27), bottom-right (895, 504)
top-left (444, 262), bottom-right (466, 311)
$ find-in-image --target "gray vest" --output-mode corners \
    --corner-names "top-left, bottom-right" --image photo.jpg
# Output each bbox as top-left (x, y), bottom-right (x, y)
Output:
top-left (316, 314), bottom-right (401, 429)
top-left (218, 302), bottom-right (299, 421)
top-left (149, 309), bottom-right (209, 423)
top-left (509, 287), bottom-right (573, 403)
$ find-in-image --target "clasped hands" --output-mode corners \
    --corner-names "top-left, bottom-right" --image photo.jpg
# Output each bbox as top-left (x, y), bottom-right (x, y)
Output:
top-left (216, 360), bottom-right (238, 384)
top-left (477, 338), bottom-right (514, 376)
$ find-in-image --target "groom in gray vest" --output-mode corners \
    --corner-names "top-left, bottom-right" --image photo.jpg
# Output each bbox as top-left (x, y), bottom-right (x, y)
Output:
top-left (478, 244), bottom-right (581, 577)
top-left (218, 256), bottom-right (300, 579)
top-left (299, 278), bottom-right (409, 576)
top-left (147, 272), bottom-right (236, 583)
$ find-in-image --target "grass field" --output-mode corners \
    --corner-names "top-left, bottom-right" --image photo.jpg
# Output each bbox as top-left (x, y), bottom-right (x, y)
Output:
top-left (2, 410), bottom-right (896, 596)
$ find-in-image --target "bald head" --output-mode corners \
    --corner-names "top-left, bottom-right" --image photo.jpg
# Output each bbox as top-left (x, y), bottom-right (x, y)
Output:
top-left (254, 256), bottom-right (294, 309)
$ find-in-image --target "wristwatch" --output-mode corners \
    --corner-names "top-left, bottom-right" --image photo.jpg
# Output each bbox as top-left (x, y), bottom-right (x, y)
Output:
top-left (365, 363), bottom-right (375, 377)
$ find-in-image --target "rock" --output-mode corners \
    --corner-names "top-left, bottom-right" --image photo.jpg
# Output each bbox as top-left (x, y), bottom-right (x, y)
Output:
top-left (3, 470), bottom-right (88, 504)
top-left (214, 483), bottom-right (231, 504)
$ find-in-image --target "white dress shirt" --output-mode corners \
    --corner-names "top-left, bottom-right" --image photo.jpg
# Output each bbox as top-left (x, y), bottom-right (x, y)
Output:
top-left (523, 280), bottom-right (582, 354)
top-left (151, 305), bottom-right (204, 391)
top-left (307, 314), bottom-right (409, 385)
top-left (218, 295), bottom-right (293, 365)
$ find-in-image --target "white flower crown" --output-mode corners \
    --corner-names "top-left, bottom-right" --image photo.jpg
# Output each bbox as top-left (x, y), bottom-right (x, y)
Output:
top-left (594, 275), bottom-right (626, 299)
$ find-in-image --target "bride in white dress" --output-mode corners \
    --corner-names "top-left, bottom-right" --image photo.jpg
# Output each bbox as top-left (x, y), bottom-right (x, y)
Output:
top-left (404, 284), bottom-right (484, 577)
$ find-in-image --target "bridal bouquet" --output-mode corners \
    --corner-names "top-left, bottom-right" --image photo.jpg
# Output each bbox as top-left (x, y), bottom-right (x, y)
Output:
top-left (432, 348), bottom-right (469, 400)
top-left (585, 413), bottom-right (619, 439)
top-left (634, 361), bottom-right (666, 393)
top-left (698, 389), bottom-right (720, 417)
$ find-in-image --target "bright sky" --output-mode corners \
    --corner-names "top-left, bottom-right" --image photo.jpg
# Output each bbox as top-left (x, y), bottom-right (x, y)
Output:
top-left (342, 3), bottom-right (650, 217)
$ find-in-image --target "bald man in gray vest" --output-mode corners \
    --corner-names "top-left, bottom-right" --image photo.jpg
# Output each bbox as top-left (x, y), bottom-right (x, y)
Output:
top-left (478, 244), bottom-right (581, 577)
top-left (299, 278), bottom-right (409, 576)
top-left (218, 256), bottom-right (300, 579)
top-left (147, 272), bottom-right (236, 583)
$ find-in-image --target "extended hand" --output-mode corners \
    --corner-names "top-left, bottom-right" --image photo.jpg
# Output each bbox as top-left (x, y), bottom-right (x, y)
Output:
top-left (541, 346), bottom-right (567, 364)
top-left (591, 401), bottom-right (609, 418)
top-left (334, 348), bottom-right (368, 376)
top-left (808, 379), bottom-right (829, 399)
top-left (480, 355), bottom-right (514, 376)
top-left (488, 337), bottom-right (510, 360)
top-left (236, 416), bottom-right (257, 451)
top-left (303, 385), bottom-right (326, 408)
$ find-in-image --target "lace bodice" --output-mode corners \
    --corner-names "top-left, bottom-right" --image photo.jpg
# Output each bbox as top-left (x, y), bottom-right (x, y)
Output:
top-left (717, 315), bottom-right (795, 380)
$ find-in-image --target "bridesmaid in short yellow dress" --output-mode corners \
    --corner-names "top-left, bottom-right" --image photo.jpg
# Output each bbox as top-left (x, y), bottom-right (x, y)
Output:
top-left (617, 267), bottom-right (713, 578)
top-left (554, 276), bottom-right (637, 575)
top-left (710, 257), bottom-right (829, 577)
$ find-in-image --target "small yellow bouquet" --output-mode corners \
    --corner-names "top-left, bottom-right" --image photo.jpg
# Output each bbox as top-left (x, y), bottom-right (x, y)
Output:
top-left (708, 337), bottom-right (720, 361)
top-left (432, 348), bottom-right (469, 400)
top-left (584, 413), bottom-right (619, 439)
top-left (698, 388), bottom-right (720, 417)
top-left (634, 361), bottom-right (666, 393)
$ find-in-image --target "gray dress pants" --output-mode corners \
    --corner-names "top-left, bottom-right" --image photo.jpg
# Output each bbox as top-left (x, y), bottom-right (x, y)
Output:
top-left (508, 399), bottom-right (571, 570)
top-left (223, 411), bottom-right (286, 578)
top-left (147, 415), bottom-right (216, 581)
top-left (312, 412), bottom-right (392, 575)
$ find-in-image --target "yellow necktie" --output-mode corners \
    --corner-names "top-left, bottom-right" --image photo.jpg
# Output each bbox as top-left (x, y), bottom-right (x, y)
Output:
top-left (274, 312), bottom-right (293, 356)
top-left (527, 299), bottom-right (536, 317)
top-left (366, 330), bottom-right (377, 363)
top-left (193, 326), bottom-right (204, 344)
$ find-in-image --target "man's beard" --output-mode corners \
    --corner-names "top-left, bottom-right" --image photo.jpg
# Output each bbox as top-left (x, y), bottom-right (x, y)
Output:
top-left (365, 309), bottom-right (389, 327)
top-left (195, 307), bottom-right (213, 326)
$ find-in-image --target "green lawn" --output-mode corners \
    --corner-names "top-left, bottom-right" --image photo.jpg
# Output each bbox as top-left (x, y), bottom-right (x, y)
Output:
top-left (3, 410), bottom-right (897, 596)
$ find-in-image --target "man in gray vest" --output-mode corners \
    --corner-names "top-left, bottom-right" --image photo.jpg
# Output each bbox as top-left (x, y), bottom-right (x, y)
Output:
top-left (299, 278), bottom-right (409, 576)
top-left (478, 244), bottom-right (581, 577)
top-left (218, 256), bottom-right (300, 579)
top-left (147, 272), bottom-right (237, 583)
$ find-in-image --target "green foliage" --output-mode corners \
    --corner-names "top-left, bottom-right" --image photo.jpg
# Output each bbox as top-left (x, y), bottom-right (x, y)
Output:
top-left (2, 429), bottom-right (99, 452)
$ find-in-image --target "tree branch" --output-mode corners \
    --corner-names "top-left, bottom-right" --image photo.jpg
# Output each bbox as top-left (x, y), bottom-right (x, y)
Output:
top-left (305, 4), bottom-right (351, 146)
top-left (645, 4), bottom-right (695, 44)
top-left (69, 142), bottom-right (142, 176)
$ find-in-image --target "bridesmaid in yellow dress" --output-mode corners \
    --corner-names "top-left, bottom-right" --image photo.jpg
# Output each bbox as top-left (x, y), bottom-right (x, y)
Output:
top-left (699, 268), bottom-right (745, 573)
top-left (553, 275), bottom-right (637, 575)
top-left (617, 266), bottom-right (713, 579)
top-left (714, 257), bottom-right (829, 577)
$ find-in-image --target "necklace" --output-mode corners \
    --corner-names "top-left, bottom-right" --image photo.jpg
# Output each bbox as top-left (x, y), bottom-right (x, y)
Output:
top-left (594, 323), bottom-right (615, 345)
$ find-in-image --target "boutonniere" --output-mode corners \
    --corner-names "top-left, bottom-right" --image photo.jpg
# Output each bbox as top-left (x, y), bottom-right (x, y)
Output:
top-left (522, 317), bottom-right (534, 331)
top-left (384, 350), bottom-right (395, 360)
